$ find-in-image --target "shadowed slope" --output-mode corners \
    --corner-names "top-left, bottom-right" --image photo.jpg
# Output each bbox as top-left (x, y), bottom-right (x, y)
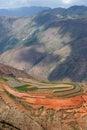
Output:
top-left (0, 7), bottom-right (87, 81)
top-left (0, 18), bottom-right (87, 81)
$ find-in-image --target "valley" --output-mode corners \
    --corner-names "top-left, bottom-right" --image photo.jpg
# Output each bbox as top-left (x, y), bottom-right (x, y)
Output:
top-left (0, 5), bottom-right (87, 130)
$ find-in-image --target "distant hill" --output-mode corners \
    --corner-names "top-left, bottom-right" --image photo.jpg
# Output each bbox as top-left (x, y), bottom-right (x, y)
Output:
top-left (0, 5), bottom-right (87, 17)
top-left (0, 5), bottom-right (87, 82)
top-left (44, 5), bottom-right (87, 18)
top-left (0, 6), bottom-right (51, 16)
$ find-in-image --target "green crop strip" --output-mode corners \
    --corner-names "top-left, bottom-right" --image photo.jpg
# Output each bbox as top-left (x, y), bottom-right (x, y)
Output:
top-left (4, 90), bottom-right (15, 99)
top-left (15, 84), bottom-right (38, 91)
top-left (0, 76), bottom-right (8, 81)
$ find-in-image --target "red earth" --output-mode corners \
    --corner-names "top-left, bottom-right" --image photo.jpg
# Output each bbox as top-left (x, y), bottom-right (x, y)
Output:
top-left (0, 82), bottom-right (87, 117)
top-left (1, 81), bottom-right (87, 118)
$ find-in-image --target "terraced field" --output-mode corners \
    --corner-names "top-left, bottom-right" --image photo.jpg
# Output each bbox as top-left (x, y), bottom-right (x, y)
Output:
top-left (17, 78), bottom-right (83, 98)
top-left (1, 76), bottom-right (87, 119)
top-left (0, 79), bottom-right (87, 130)
top-left (0, 77), bottom-right (84, 98)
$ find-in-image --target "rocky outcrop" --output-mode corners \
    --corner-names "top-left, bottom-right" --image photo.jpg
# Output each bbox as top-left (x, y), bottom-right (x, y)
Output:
top-left (0, 101), bottom-right (43, 130)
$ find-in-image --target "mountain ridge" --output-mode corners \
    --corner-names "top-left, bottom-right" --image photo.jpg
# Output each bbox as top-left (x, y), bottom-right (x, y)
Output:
top-left (0, 6), bottom-right (51, 16)
top-left (0, 5), bottom-right (87, 82)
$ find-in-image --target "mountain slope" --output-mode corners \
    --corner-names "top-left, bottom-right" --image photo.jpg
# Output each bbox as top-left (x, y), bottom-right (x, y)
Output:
top-left (0, 6), bottom-right (87, 81)
top-left (0, 63), bottom-right (30, 78)
top-left (0, 6), bottom-right (87, 53)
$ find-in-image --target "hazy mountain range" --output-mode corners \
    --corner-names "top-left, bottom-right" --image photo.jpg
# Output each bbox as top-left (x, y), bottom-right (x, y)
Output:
top-left (0, 5), bottom-right (87, 82)
top-left (0, 6), bottom-right (50, 16)
top-left (0, 5), bottom-right (87, 17)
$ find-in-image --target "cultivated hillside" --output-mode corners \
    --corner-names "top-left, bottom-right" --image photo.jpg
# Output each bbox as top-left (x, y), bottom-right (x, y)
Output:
top-left (0, 6), bottom-right (87, 82)
top-left (0, 76), bottom-right (87, 130)
top-left (1, 6), bottom-right (87, 130)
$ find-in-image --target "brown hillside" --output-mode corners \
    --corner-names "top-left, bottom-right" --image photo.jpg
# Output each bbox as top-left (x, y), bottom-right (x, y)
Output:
top-left (0, 63), bottom-right (30, 78)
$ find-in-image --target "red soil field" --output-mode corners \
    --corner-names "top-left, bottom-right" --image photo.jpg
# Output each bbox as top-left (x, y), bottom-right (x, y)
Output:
top-left (1, 81), bottom-right (87, 118)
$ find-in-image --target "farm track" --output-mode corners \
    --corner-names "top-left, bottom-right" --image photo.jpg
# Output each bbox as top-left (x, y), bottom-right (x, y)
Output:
top-left (19, 78), bottom-right (74, 88)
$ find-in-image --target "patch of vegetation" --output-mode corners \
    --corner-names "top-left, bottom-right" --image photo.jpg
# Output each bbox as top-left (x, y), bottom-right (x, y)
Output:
top-left (54, 86), bottom-right (83, 98)
top-left (53, 85), bottom-right (76, 93)
top-left (8, 93), bottom-right (15, 99)
top-left (15, 84), bottom-right (38, 91)
top-left (52, 83), bottom-right (84, 98)
top-left (4, 90), bottom-right (15, 99)
top-left (0, 76), bottom-right (8, 81)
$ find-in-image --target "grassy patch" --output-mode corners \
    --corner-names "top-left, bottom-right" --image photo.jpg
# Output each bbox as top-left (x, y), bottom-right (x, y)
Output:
top-left (5, 90), bottom-right (15, 99)
top-left (15, 84), bottom-right (38, 91)
top-left (0, 76), bottom-right (8, 81)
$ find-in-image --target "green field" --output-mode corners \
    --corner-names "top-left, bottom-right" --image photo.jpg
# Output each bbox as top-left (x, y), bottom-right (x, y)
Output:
top-left (15, 84), bottom-right (38, 91)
